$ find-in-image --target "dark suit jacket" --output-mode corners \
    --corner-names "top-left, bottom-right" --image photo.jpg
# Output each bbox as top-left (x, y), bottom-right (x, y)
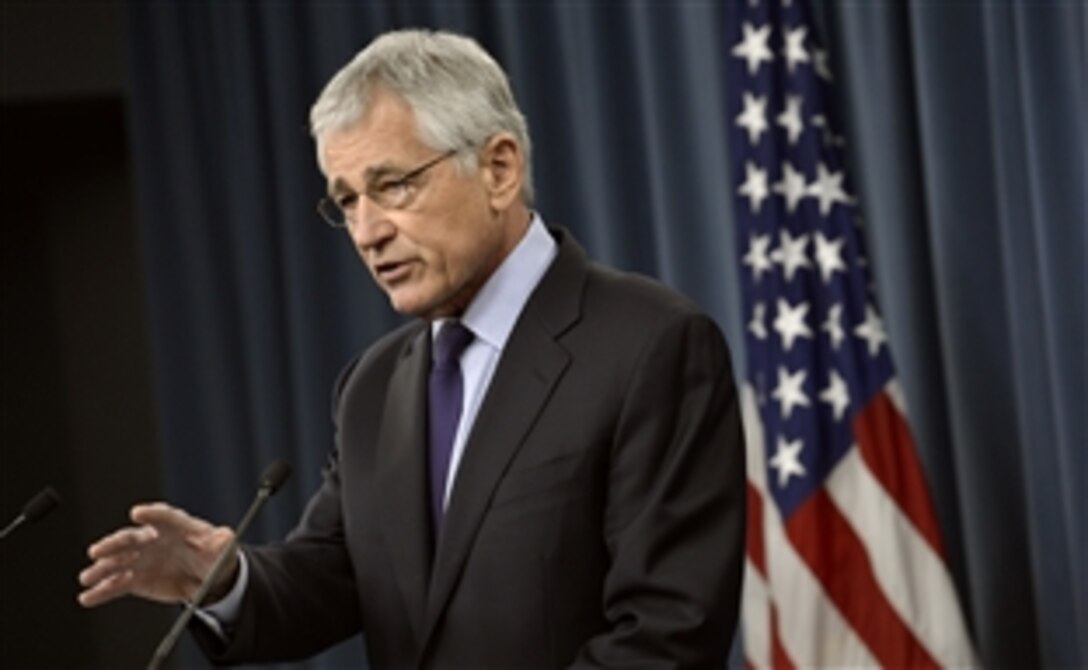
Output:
top-left (196, 229), bottom-right (746, 668)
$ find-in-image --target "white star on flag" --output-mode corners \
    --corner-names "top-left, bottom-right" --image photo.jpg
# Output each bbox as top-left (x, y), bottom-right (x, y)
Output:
top-left (736, 92), bottom-right (770, 145)
top-left (814, 231), bottom-right (847, 283)
top-left (822, 303), bottom-right (846, 350)
top-left (769, 435), bottom-right (806, 487)
top-left (773, 161), bottom-right (808, 214)
top-left (732, 23), bottom-right (774, 75)
top-left (819, 368), bottom-right (851, 421)
top-left (776, 94), bottom-right (805, 145)
top-left (773, 298), bottom-right (814, 351)
top-left (782, 25), bottom-right (810, 73)
top-left (738, 161), bottom-right (770, 214)
top-left (749, 302), bottom-right (768, 340)
top-left (854, 304), bottom-right (888, 357)
top-left (772, 365), bottom-right (810, 419)
top-left (743, 233), bottom-right (774, 281)
top-left (806, 162), bottom-right (853, 216)
top-left (770, 229), bottom-right (811, 281)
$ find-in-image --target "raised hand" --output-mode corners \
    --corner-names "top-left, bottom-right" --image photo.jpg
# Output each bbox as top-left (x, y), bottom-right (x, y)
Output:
top-left (78, 503), bottom-right (237, 608)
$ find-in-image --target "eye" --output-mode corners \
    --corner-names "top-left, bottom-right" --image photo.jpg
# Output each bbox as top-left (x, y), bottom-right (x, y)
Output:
top-left (336, 193), bottom-right (358, 210)
top-left (376, 178), bottom-right (410, 196)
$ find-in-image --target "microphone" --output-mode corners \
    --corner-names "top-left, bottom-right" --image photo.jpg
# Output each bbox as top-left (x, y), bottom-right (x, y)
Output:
top-left (0, 486), bottom-right (62, 540)
top-left (147, 461), bottom-right (292, 670)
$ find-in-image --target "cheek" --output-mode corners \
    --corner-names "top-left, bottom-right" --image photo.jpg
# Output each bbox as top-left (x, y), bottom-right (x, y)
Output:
top-left (416, 190), bottom-right (496, 284)
top-left (447, 228), bottom-right (500, 282)
top-left (420, 225), bottom-right (482, 280)
top-left (429, 245), bottom-right (471, 287)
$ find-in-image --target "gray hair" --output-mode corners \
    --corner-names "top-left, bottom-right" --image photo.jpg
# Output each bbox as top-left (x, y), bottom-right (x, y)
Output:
top-left (310, 29), bottom-right (534, 204)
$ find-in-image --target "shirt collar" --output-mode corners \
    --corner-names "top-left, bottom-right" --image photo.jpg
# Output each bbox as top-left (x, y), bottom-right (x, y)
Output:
top-left (431, 213), bottom-right (557, 352)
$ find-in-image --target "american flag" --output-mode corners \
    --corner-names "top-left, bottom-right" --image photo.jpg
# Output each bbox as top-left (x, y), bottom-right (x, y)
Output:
top-left (727, 1), bottom-right (979, 667)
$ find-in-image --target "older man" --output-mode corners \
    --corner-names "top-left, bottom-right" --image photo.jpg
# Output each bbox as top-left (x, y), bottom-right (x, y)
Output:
top-left (79, 29), bottom-right (745, 668)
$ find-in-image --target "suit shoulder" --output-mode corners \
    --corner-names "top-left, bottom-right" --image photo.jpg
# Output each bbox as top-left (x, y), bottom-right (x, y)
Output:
top-left (583, 261), bottom-right (707, 323)
top-left (361, 319), bottom-right (425, 363)
top-left (333, 319), bottom-right (424, 397)
top-left (575, 261), bottom-right (733, 371)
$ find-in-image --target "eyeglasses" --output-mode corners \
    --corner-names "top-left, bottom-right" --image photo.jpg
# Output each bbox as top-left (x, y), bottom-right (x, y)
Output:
top-left (317, 149), bottom-right (459, 228)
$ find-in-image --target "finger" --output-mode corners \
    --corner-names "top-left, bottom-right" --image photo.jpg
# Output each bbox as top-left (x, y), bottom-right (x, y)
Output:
top-left (131, 502), bottom-right (209, 532)
top-left (79, 550), bottom-right (140, 587)
top-left (77, 569), bottom-right (134, 608)
top-left (87, 525), bottom-right (159, 560)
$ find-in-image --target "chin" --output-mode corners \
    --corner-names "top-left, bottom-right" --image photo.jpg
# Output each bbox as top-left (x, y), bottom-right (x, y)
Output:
top-left (387, 281), bottom-right (463, 319)
top-left (389, 299), bottom-right (426, 318)
top-left (387, 291), bottom-right (438, 318)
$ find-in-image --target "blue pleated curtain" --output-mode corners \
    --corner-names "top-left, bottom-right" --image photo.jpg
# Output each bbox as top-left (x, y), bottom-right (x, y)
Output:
top-left (123, 2), bottom-right (1085, 668)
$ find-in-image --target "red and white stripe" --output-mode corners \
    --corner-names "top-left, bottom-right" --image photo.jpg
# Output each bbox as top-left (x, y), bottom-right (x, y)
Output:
top-left (741, 384), bottom-right (978, 668)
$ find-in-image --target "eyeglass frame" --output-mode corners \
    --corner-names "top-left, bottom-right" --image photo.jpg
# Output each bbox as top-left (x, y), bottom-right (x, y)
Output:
top-left (316, 148), bottom-right (460, 228)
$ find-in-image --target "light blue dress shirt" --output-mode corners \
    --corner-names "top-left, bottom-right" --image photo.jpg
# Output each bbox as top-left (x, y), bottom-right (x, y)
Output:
top-left (431, 214), bottom-right (557, 510)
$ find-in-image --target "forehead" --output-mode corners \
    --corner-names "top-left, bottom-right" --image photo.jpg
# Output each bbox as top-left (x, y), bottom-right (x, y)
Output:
top-left (320, 89), bottom-right (426, 180)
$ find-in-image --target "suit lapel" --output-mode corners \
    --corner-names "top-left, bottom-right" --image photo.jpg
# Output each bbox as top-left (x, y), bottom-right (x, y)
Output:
top-left (420, 231), bottom-right (587, 649)
top-left (374, 325), bottom-right (433, 640)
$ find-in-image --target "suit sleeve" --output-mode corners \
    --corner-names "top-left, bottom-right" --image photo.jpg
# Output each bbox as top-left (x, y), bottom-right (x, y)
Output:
top-left (190, 359), bottom-right (365, 664)
top-left (571, 312), bottom-right (746, 669)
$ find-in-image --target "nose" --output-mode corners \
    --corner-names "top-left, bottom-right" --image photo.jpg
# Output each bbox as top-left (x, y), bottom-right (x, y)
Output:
top-left (347, 198), bottom-right (395, 252)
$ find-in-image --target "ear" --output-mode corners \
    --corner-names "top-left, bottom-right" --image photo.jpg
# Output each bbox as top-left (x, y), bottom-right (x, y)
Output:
top-left (479, 132), bottom-right (524, 210)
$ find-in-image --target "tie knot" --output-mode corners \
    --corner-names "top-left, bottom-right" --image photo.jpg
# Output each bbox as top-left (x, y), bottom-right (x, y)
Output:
top-left (433, 321), bottom-right (474, 368)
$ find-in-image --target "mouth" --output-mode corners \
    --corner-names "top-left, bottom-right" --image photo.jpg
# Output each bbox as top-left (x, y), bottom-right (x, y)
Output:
top-left (374, 259), bottom-right (415, 284)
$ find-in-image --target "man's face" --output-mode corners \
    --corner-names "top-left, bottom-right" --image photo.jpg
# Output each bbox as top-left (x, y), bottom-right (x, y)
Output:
top-left (321, 89), bottom-right (522, 319)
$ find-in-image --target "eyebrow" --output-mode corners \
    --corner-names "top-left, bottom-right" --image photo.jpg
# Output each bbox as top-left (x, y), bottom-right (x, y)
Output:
top-left (326, 162), bottom-right (406, 197)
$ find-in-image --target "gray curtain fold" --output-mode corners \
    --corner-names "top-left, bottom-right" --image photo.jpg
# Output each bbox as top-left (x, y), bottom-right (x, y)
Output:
top-left (123, 2), bottom-right (1085, 668)
top-left (826, 3), bottom-right (1085, 666)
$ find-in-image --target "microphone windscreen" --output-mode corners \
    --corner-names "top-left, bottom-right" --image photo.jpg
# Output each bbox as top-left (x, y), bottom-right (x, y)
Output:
top-left (23, 486), bottom-right (62, 522)
top-left (259, 461), bottom-right (292, 495)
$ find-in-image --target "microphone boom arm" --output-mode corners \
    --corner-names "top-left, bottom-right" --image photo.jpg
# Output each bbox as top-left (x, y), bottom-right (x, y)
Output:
top-left (147, 462), bottom-right (290, 670)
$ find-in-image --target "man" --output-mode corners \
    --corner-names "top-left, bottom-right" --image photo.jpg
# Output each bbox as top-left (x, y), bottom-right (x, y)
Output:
top-left (79, 29), bottom-right (745, 668)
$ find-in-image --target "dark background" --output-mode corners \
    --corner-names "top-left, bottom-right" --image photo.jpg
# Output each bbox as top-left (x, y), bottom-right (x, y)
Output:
top-left (1, 3), bottom-right (172, 667)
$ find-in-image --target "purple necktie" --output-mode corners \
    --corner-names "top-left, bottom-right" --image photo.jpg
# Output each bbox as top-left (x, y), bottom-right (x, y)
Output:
top-left (428, 321), bottom-right (474, 532)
